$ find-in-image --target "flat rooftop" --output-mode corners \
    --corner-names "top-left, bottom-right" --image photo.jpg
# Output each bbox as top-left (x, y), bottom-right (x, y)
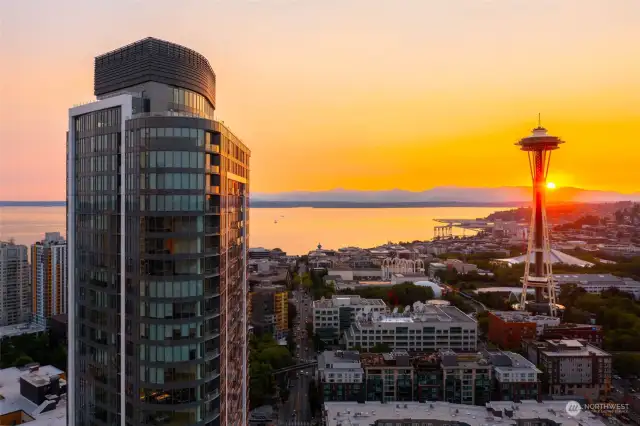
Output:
top-left (313, 295), bottom-right (386, 309)
top-left (318, 350), bottom-right (362, 367)
top-left (488, 351), bottom-right (541, 374)
top-left (0, 323), bottom-right (46, 339)
top-left (0, 365), bottom-right (66, 426)
top-left (539, 339), bottom-right (611, 357)
top-left (356, 306), bottom-right (475, 327)
top-left (491, 311), bottom-right (557, 323)
top-left (323, 400), bottom-right (607, 426)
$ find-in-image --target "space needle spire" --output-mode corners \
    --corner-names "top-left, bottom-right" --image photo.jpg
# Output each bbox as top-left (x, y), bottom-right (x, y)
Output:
top-left (515, 117), bottom-right (565, 317)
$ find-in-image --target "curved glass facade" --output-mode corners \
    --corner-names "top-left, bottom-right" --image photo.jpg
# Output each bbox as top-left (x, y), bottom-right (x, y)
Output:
top-left (125, 120), bottom-right (224, 425)
top-left (168, 86), bottom-right (214, 120)
top-left (70, 38), bottom-right (249, 426)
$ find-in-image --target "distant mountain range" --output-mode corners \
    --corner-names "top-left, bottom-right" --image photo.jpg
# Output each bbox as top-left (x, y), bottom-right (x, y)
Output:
top-left (2, 186), bottom-right (638, 208)
top-left (252, 186), bottom-right (640, 205)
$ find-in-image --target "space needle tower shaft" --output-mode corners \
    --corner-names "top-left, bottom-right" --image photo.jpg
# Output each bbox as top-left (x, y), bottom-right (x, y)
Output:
top-left (516, 116), bottom-right (564, 317)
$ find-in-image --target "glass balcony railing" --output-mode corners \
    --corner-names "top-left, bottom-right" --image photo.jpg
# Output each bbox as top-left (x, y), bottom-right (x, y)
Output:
top-left (204, 267), bottom-right (220, 275)
top-left (205, 142), bottom-right (220, 153)
top-left (205, 164), bottom-right (220, 174)
top-left (205, 226), bottom-right (220, 234)
top-left (206, 185), bottom-right (220, 195)
top-left (131, 110), bottom-right (207, 120)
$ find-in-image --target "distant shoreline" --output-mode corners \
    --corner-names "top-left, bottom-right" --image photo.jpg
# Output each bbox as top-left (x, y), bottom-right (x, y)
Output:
top-left (0, 200), bottom-right (524, 208)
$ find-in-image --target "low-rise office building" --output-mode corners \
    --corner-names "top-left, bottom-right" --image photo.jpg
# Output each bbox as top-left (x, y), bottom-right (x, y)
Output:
top-left (488, 311), bottom-right (560, 350)
top-left (313, 295), bottom-right (387, 343)
top-left (523, 338), bottom-right (612, 401)
top-left (322, 400), bottom-right (608, 426)
top-left (343, 304), bottom-right (477, 352)
top-left (553, 273), bottom-right (640, 299)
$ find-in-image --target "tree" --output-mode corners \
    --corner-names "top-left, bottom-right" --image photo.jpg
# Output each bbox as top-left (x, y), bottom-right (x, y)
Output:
top-left (249, 334), bottom-right (295, 409)
top-left (613, 354), bottom-right (640, 378)
top-left (308, 379), bottom-right (321, 416)
top-left (13, 355), bottom-right (34, 367)
top-left (370, 343), bottom-right (391, 353)
top-left (476, 311), bottom-right (489, 335)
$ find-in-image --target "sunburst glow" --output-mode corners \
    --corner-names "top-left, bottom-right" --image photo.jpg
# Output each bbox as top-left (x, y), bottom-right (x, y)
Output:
top-left (547, 182), bottom-right (557, 190)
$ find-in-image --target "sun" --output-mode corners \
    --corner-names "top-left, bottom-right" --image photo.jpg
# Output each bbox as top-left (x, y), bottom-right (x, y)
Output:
top-left (546, 182), bottom-right (557, 190)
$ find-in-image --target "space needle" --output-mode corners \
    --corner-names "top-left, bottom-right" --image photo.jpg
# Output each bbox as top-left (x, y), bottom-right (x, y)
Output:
top-left (515, 116), bottom-right (565, 317)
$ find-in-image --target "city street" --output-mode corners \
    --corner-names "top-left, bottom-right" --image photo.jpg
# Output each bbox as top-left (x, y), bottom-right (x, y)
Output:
top-left (279, 285), bottom-right (315, 424)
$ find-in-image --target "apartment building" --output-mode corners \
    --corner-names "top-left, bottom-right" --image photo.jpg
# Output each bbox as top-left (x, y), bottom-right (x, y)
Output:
top-left (0, 241), bottom-right (31, 326)
top-left (413, 354), bottom-right (443, 402)
top-left (317, 350), bottom-right (364, 402)
top-left (440, 350), bottom-right (491, 406)
top-left (313, 295), bottom-right (387, 343)
top-left (487, 351), bottom-right (541, 402)
top-left (523, 338), bottom-right (612, 401)
top-left (67, 37), bottom-right (250, 426)
top-left (31, 232), bottom-right (67, 326)
top-left (343, 305), bottom-right (477, 352)
top-left (249, 284), bottom-right (288, 339)
top-left (315, 349), bottom-right (536, 407)
top-left (361, 351), bottom-right (414, 402)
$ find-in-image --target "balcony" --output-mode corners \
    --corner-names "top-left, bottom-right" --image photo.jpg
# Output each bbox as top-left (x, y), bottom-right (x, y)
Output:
top-left (205, 328), bottom-right (221, 339)
top-left (206, 205), bottom-right (220, 214)
top-left (205, 246), bottom-right (220, 254)
top-left (205, 349), bottom-right (220, 361)
top-left (206, 143), bottom-right (220, 153)
top-left (204, 267), bottom-right (220, 276)
top-left (206, 186), bottom-right (220, 195)
top-left (205, 389), bottom-right (220, 402)
top-left (206, 164), bottom-right (220, 174)
top-left (205, 226), bottom-right (220, 234)
top-left (205, 309), bottom-right (221, 319)
top-left (204, 284), bottom-right (220, 297)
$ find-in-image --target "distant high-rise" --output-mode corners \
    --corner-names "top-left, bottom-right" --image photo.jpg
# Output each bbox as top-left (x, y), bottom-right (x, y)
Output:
top-left (67, 37), bottom-right (250, 426)
top-left (515, 119), bottom-right (563, 317)
top-left (31, 232), bottom-right (67, 326)
top-left (0, 240), bottom-right (31, 326)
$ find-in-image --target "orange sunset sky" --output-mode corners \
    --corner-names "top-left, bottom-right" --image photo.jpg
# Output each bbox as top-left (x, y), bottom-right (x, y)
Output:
top-left (0, 0), bottom-right (639, 201)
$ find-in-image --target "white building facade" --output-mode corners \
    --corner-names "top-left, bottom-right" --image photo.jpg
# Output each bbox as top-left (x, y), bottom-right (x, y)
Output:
top-left (343, 305), bottom-right (477, 352)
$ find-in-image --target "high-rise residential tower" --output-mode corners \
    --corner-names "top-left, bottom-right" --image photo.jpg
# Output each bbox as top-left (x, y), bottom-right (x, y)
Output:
top-left (0, 240), bottom-right (31, 326)
top-left (31, 232), bottom-right (68, 326)
top-left (67, 38), bottom-right (250, 426)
